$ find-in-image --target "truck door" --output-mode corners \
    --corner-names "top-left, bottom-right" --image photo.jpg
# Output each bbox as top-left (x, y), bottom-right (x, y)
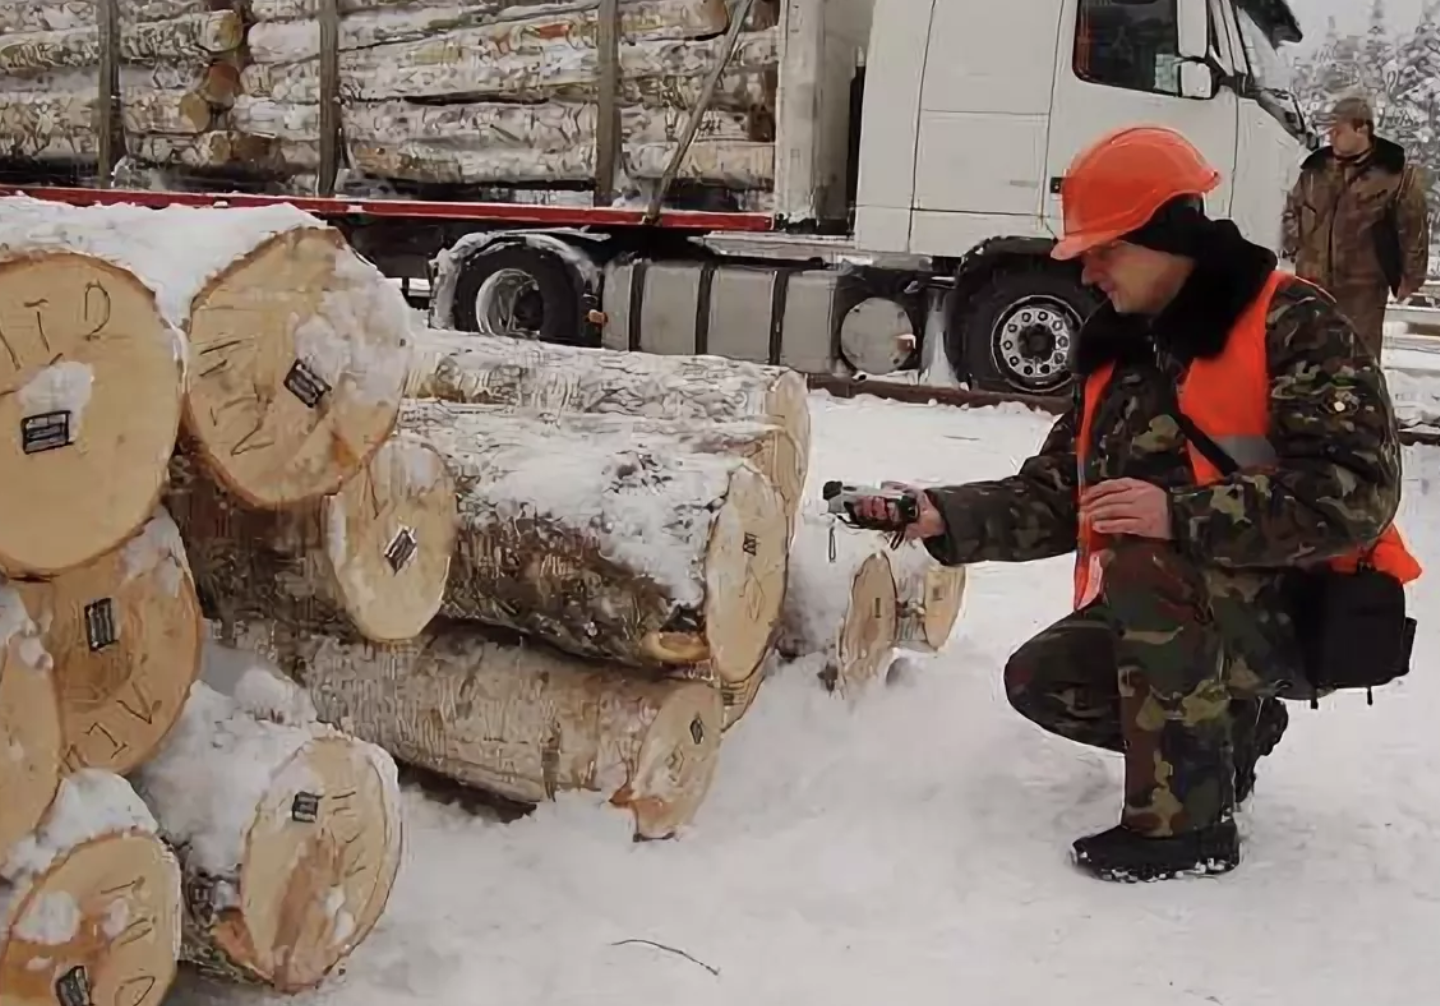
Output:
top-left (1044, 0), bottom-right (1240, 234)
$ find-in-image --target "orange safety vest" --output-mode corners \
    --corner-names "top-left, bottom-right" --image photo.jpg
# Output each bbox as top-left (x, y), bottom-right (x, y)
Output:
top-left (1073, 269), bottom-right (1422, 609)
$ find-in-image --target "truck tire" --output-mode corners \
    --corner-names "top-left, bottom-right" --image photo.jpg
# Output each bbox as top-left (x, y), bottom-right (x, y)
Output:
top-left (450, 243), bottom-right (590, 346)
top-left (950, 265), bottom-right (1099, 394)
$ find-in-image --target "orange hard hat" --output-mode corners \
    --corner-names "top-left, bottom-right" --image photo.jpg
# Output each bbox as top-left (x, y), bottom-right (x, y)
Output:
top-left (1051, 125), bottom-right (1222, 261)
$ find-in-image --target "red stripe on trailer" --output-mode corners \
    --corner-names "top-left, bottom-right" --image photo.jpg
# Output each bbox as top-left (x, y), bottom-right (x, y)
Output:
top-left (0, 185), bottom-right (777, 232)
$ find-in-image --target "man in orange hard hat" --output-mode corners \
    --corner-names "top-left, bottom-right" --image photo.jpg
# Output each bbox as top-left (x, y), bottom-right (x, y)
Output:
top-left (856, 125), bottom-right (1416, 881)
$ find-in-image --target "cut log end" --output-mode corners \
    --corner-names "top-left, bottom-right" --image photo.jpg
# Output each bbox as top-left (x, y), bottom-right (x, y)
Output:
top-left (325, 434), bottom-right (457, 642)
top-left (221, 736), bottom-right (401, 992)
top-left (826, 551), bottom-right (898, 694)
top-left (897, 563), bottom-right (967, 654)
top-left (720, 669), bottom-right (762, 731)
top-left (0, 831), bottom-right (181, 1006)
top-left (764, 371), bottom-right (812, 529)
top-left (16, 510), bottom-right (202, 776)
top-left (611, 679), bottom-right (723, 840)
top-left (0, 589), bottom-right (61, 858)
top-left (183, 228), bottom-right (412, 509)
top-left (697, 463), bottom-right (788, 684)
top-left (0, 253), bottom-right (184, 577)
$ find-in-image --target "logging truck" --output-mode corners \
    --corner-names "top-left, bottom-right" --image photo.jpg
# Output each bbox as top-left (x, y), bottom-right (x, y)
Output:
top-left (0, 0), bottom-right (1311, 393)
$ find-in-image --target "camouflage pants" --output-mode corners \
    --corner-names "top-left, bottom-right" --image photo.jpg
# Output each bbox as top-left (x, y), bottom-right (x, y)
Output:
top-left (1004, 540), bottom-right (1268, 837)
top-left (1331, 282), bottom-right (1389, 358)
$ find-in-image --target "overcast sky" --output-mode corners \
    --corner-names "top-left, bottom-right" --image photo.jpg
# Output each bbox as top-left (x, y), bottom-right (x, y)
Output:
top-left (1291, 0), bottom-right (1425, 43)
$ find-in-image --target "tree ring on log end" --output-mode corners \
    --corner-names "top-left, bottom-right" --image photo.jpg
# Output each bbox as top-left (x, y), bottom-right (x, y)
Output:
top-left (614, 679), bottom-right (723, 840)
top-left (183, 228), bottom-right (411, 509)
top-left (914, 564), bottom-right (967, 653)
top-left (0, 831), bottom-right (182, 1006)
top-left (324, 434), bottom-right (458, 642)
top-left (698, 464), bottom-right (788, 684)
top-left (763, 371), bottom-right (811, 532)
top-left (225, 736), bottom-right (401, 992)
top-left (17, 511), bottom-right (202, 776)
top-left (0, 596), bottom-right (61, 858)
top-left (0, 253), bottom-right (183, 577)
top-left (833, 552), bottom-right (898, 694)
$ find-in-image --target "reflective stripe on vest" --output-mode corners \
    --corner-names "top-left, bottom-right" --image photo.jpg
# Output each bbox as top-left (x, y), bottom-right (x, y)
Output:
top-left (1072, 269), bottom-right (1421, 609)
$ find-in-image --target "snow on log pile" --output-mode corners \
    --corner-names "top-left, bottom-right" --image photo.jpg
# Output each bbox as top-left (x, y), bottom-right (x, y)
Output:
top-left (0, 768), bottom-right (183, 1006)
top-left (232, 0), bottom-right (781, 190)
top-left (0, 0), bottom-right (248, 177)
top-left (777, 510), bottom-right (898, 694)
top-left (132, 675), bottom-right (402, 992)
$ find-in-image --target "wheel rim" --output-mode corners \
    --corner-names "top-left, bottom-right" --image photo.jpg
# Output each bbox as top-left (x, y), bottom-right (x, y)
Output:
top-left (474, 268), bottom-right (545, 338)
top-left (990, 295), bottom-right (1080, 392)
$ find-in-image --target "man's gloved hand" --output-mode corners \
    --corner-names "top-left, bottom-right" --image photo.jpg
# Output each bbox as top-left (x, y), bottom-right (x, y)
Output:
top-left (852, 482), bottom-right (947, 541)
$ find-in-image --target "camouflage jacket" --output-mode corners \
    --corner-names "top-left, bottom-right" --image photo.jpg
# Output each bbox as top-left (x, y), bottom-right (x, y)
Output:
top-left (923, 227), bottom-right (1401, 675)
top-left (1281, 136), bottom-right (1429, 296)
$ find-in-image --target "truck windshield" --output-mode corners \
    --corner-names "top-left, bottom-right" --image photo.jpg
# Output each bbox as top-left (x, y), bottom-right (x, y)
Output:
top-left (1235, 7), bottom-right (1312, 143)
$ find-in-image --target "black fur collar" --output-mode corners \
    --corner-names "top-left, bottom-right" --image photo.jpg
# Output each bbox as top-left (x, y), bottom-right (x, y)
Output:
top-left (1301, 135), bottom-right (1406, 174)
top-left (1071, 221), bottom-right (1278, 376)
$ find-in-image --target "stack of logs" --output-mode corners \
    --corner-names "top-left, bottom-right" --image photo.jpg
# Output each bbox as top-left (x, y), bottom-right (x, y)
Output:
top-left (0, 0), bottom-right (782, 196)
top-left (0, 192), bottom-right (968, 996)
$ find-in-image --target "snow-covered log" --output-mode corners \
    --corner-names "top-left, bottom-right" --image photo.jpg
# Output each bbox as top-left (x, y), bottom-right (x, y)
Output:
top-left (231, 96), bottom-right (755, 148)
top-left (239, 26), bottom-right (778, 107)
top-left (14, 510), bottom-right (202, 778)
top-left (0, 585), bottom-right (61, 861)
top-left (778, 513), bottom-right (898, 693)
top-left (0, 11), bottom-right (243, 76)
top-left (247, 0), bottom-right (730, 64)
top-left (183, 227), bottom-right (413, 508)
top-left (268, 619), bottom-right (724, 840)
top-left (415, 402), bottom-right (802, 536)
top-left (132, 678), bottom-right (401, 991)
top-left (345, 136), bottom-right (773, 187)
top-left (167, 433), bottom-right (457, 644)
top-left (887, 541), bottom-right (967, 654)
top-left (410, 329), bottom-right (811, 523)
top-left (0, 770), bottom-right (182, 1006)
top-left (0, 0), bottom-right (220, 36)
top-left (401, 400), bottom-right (789, 684)
top-left (0, 252), bottom-right (184, 577)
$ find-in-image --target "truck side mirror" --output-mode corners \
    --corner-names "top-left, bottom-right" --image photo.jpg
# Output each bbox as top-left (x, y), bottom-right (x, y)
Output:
top-left (1176, 0), bottom-right (1209, 61)
top-left (1178, 61), bottom-right (1216, 100)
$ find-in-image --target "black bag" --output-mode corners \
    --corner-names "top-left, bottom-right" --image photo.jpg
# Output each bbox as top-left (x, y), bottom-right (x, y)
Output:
top-left (1167, 406), bottom-right (1415, 706)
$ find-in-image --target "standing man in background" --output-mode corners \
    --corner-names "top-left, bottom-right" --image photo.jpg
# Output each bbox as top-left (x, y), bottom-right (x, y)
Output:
top-left (1282, 95), bottom-right (1431, 357)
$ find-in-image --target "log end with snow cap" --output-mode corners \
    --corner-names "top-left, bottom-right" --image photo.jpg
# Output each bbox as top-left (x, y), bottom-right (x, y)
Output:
top-left (182, 227), bottom-right (412, 510)
top-left (324, 432), bottom-right (458, 643)
top-left (14, 507), bottom-right (202, 777)
top-left (0, 770), bottom-right (182, 1006)
top-left (0, 252), bottom-right (184, 577)
top-left (132, 681), bottom-right (402, 992)
top-left (0, 584), bottom-right (62, 860)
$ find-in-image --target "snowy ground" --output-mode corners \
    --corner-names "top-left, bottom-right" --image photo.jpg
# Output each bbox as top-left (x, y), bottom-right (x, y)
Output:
top-left (168, 384), bottom-right (1440, 1006)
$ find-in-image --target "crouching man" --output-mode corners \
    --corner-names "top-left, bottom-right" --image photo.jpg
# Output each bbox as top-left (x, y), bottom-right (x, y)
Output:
top-left (857, 126), bottom-right (1418, 882)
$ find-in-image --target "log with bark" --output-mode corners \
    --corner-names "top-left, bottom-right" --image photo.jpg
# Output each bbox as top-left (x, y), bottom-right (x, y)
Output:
top-left (166, 432), bottom-right (457, 644)
top-left (777, 512), bottom-right (899, 693)
top-left (256, 618), bottom-right (724, 840)
top-left (887, 541), bottom-right (967, 654)
top-left (183, 226), bottom-right (413, 508)
top-left (239, 26), bottom-right (778, 108)
top-left (401, 399), bottom-right (790, 685)
top-left (0, 584), bottom-right (62, 862)
top-left (14, 509), bottom-right (202, 778)
top-left (0, 87), bottom-right (213, 167)
top-left (0, 0), bottom-right (224, 36)
top-left (0, 11), bottom-right (243, 76)
top-left (0, 252), bottom-right (185, 578)
top-left (0, 769), bottom-right (182, 1006)
top-left (410, 329), bottom-right (811, 523)
top-left (132, 679), bottom-right (402, 992)
top-left (246, 0), bottom-right (731, 64)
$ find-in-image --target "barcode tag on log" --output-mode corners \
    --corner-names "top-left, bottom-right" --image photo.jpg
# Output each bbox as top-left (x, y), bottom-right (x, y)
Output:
top-left (54, 966), bottom-right (92, 1006)
top-left (283, 359), bottom-right (330, 409)
top-left (689, 715), bottom-right (705, 745)
top-left (21, 410), bottom-right (71, 455)
top-left (291, 792), bottom-right (321, 823)
top-left (84, 598), bottom-right (117, 652)
top-left (384, 527), bottom-right (418, 573)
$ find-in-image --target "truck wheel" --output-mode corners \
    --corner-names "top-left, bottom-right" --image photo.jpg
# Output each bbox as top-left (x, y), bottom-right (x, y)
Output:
top-left (951, 266), bottom-right (1099, 394)
top-left (450, 244), bottom-right (588, 345)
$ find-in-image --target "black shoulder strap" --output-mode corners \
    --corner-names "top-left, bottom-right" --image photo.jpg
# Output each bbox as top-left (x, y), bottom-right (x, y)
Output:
top-left (1154, 368), bottom-right (1242, 478)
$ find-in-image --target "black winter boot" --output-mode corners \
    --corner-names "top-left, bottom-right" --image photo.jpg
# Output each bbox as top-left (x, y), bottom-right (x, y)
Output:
top-left (1071, 820), bottom-right (1240, 883)
top-left (1233, 697), bottom-right (1289, 805)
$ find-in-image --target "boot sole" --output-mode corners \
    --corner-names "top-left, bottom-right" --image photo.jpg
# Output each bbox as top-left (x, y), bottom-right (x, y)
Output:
top-left (1073, 853), bottom-right (1239, 883)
